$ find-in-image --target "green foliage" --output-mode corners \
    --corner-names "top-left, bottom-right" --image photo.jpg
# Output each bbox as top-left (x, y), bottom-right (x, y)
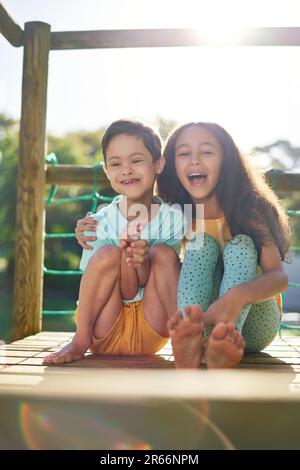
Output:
top-left (0, 114), bottom-right (18, 269)
top-left (155, 115), bottom-right (178, 142)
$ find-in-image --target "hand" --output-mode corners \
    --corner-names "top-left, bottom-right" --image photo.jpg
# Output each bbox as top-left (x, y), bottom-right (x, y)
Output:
top-left (203, 288), bottom-right (245, 327)
top-left (75, 211), bottom-right (98, 250)
top-left (120, 221), bottom-right (147, 267)
top-left (126, 239), bottom-right (149, 268)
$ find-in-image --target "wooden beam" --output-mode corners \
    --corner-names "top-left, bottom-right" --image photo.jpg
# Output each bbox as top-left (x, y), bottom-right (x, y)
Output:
top-left (13, 22), bottom-right (51, 340)
top-left (0, 3), bottom-right (23, 47)
top-left (51, 27), bottom-right (300, 50)
top-left (265, 170), bottom-right (300, 192)
top-left (46, 163), bottom-right (110, 188)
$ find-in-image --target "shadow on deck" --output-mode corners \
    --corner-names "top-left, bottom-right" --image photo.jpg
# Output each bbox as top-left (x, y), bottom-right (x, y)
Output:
top-left (0, 331), bottom-right (300, 450)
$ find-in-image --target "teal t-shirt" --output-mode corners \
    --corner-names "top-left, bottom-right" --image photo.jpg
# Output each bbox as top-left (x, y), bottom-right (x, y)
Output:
top-left (80, 195), bottom-right (185, 272)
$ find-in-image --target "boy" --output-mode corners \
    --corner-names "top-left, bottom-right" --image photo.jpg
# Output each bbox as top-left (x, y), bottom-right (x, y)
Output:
top-left (44, 120), bottom-right (184, 364)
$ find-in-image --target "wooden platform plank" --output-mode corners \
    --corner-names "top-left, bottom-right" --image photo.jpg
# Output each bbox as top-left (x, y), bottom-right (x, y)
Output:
top-left (1, 331), bottom-right (300, 372)
top-left (0, 350), bottom-right (44, 357)
top-left (0, 357), bottom-right (28, 365)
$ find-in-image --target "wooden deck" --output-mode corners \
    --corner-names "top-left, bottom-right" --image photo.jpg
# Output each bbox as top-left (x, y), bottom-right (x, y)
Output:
top-left (1, 331), bottom-right (300, 450)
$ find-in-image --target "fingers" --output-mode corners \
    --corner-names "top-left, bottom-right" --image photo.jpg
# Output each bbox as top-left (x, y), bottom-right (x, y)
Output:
top-left (75, 212), bottom-right (98, 248)
top-left (126, 253), bottom-right (148, 267)
top-left (76, 232), bottom-right (97, 250)
top-left (76, 221), bottom-right (97, 234)
top-left (120, 239), bottom-right (130, 250)
top-left (126, 256), bottom-right (147, 268)
top-left (125, 239), bottom-right (149, 267)
top-left (127, 246), bottom-right (148, 258)
top-left (130, 239), bottom-right (148, 249)
top-left (79, 240), bottom-right (95, 250)
top-left (75, 213), bottom-right (97, 232)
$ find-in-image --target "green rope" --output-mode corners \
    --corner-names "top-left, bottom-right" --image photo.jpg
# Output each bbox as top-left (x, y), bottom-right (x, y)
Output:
top-left (45, 153), bottom-right (58, 204)
top-left (287, 209), bottom-right (300, 216)
top-left (43, 310), bottom-right (75, 315)
top-left (45, 233), bottom-right (75, 239)
top-left (280, 323), bottom-right (300, 331)
top-left (288, 281), bottom-right (300, 288)
top-left (44, 267), bottom-right (82, 276)
top-left (45, 193), bottom-right (112, 206)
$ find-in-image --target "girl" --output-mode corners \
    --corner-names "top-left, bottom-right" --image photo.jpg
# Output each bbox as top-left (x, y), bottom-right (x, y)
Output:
top-left (76, 122), bottom-right (290, 369)
top-left (157, 122), bottom-right (290, 368)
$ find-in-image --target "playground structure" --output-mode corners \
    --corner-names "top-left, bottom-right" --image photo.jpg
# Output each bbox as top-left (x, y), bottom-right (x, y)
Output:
top-left (2, 4), bottom-right (300, 451)
top-left (0, 4), bottom-right (300, 341)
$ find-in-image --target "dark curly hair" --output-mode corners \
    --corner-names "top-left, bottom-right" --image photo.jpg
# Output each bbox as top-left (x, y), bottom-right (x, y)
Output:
top-left (157, 122), bottom-right (291, 261)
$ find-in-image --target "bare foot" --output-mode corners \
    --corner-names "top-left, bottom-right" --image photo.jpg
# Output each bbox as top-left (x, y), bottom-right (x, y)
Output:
top-left (204, 322), bottom-right (245, 369)
top-left (43, 335), bottom-right (91, 365)
top-left (167, 305), bottom-right (204, 369)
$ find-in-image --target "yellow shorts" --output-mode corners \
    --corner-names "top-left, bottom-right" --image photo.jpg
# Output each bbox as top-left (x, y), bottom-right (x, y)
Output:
top-left (75, 301), bottom-right (169, 356)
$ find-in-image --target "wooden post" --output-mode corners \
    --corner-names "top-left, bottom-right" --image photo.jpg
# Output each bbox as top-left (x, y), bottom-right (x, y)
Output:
top-left (0, 3), bottom-right (23, 47)
top-left (13, 22), bottom-right (51, 340)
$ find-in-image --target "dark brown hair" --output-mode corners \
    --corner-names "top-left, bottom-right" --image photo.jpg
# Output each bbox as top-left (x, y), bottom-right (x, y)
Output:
top-left (157, 122), bottom-right (290, 261)
top-left (101, 119), bottom-right (162, 164)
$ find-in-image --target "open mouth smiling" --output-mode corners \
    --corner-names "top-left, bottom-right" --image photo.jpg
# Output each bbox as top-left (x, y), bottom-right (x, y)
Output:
top-left (187, 172), bottom-right (207, 185)
top-left (121, 178), bottom-right (140, 185)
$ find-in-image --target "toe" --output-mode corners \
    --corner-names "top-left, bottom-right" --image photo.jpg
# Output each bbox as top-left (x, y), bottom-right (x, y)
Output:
top-left (182, 305), bottom-right (191, 317)
top-left (43, 353), bottom-right (57, 364)
top-left (52, 354), bottom-right (67, 364)
top-left (189, 304), bottom-right (204, 322)
top-left (211, 322), bottom-right (227, 340)
top-left (227, 322), bottom-right (236, 334)
top-left (231, 328), bottom-right (241, 342)
top-left (167, 315), bottom-right (181, 331)
top-left (172, 310), bottom-right (183, 322)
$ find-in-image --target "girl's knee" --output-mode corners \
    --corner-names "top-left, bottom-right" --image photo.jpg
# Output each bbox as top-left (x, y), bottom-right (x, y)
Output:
top-left (187, 233), bottom-right (220, 251)
top-left (224, 234), bottom-right (257, 259)
top-left (88, 245), bottom-right (121, 270)
top-left (184, 233), bottom-right (220, 264)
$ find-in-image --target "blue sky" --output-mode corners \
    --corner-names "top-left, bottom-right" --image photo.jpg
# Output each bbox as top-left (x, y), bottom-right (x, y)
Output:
top-left (1, 0), bottom-right (300, 150)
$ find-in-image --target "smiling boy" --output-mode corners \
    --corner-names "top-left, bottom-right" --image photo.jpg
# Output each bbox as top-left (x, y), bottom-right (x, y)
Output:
top-left (44, 120), bottom-right (184, 364)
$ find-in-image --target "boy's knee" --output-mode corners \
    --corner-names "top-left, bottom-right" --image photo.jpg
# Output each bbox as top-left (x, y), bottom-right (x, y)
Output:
top-left (88, 245), bottom-right (121, 270)
top-left (150, 244), bottom-right (178, 265)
